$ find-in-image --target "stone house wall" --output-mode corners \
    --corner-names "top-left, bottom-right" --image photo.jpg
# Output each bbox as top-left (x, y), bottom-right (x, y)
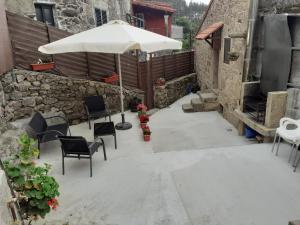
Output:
top-left (0, 69), bottom-right (144, 124)
top-left (194, 0), bottom-right (250, 127)
top-left (4, 0), bottom-right (131, 33)
top-left (154, 73), bottom-right (197, 108)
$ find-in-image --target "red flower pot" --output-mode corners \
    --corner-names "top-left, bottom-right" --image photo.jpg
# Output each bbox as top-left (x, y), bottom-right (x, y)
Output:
top-left (31, 62), bottom-right (55, 71)
top-left (144, 135), bottom-right (150, 142)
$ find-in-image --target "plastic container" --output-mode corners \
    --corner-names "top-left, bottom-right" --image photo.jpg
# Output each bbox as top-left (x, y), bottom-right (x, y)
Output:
top-left (245, 126), bottom-right (257, 138)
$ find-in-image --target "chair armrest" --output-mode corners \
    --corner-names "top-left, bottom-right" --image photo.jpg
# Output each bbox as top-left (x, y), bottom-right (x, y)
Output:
top-left (45, 115), bottom-right (69, 125)
top-left (280, 117), bottom-right (299, 128)
top-left (89, 138), bottom-right (104, 153)
top-left (37, 130), bottom-right (65, 138)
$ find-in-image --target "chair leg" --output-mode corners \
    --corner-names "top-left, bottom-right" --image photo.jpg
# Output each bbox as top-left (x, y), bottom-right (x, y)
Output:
top-left (62, 156), bottom-right (65, 175)
top-left (37, 140), bottom-right (41, 159)
top-left (114, 134), bottom-right (117, 150)
top-left (271, 133), bottom-right (277, 152)
top-left (90, 157), bottom-right (93, 177)
top-left (88, 116), bottom-right (91, 130)
top-left (109, 115), bottom-right (111, 122)
top-left (293, 150), bottom-right (300, 172)
top-left (100, 138), bottom-right (107, 161)
top-left (276, 137), bottom-right (281, 156)
top-left (289, 144), bottom-right (296, 163)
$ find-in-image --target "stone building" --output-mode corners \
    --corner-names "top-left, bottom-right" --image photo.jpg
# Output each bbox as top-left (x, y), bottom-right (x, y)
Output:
top-left (194, 0), bottom-right (250, 127)
top-left (4, 0), bottom-right (132, 33)
top-left (194, 0), bottom-right (300, 129)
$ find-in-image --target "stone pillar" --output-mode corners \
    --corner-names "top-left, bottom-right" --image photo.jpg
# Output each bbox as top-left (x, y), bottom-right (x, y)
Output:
top-left (265, 91), bottom-right (288, 128)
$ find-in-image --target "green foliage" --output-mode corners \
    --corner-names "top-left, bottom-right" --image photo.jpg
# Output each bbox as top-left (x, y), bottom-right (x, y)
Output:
top-left (3, 133), bottom-right (60, 222)
top-left (160, 0), bottom-right (208, 49)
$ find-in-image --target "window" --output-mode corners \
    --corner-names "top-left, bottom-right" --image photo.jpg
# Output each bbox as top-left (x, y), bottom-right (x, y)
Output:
top-left (135, 13), bottom-right (144, 28)
top-left (223, 37), bottom-right (231, 64)
top-left (35, 3), bottom-right (55, 26)
top-left (95, 8), bottom-right (107, 26)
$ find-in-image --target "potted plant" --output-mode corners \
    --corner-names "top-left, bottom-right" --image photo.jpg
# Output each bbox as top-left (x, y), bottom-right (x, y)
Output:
top-left (3, 134), bottom-right (60, 223)
top-left (139, 114), bottom-right (149, 128)
top-left (155, 77), bottom-right (166, 86)
top-left (137, 103), bottom-right (147, 117)
top-left (228, 52), bottom-right (240, 61)
top-left (143, 126), bottom-right (151, 142)
top-left (31, 57), bottom-right (55, 71)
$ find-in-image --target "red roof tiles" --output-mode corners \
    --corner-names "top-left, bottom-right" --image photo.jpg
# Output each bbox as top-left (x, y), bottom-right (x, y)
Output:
top-left (195, 21), bottom-right (224, 40)
top-left (132, 0), bottom-right (176, 13)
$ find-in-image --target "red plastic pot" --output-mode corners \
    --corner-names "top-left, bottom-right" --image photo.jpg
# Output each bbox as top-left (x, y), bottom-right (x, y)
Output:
top-left (141, 122), bottom-right (147, 129)
top-left (144, 135), bottom-right (150, 142)
top-left (31, 62), bottom-right (55, 71)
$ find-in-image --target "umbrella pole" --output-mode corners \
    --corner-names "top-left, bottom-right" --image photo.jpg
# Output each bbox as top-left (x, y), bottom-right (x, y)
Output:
top-left (115, 54), bottom-right (132, 130)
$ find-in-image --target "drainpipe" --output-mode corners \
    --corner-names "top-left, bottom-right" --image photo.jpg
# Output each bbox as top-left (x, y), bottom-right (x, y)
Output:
top-left (242, 0), bottom-right (259, 82)
top-left (164, 14), bottom-right (169, 37)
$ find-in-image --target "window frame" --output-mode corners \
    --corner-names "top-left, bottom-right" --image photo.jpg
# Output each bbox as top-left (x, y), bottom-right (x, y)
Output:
top-left (95, 8), bottom-right (108, 27)
top-left (34, 3), bottom-right (55, 26)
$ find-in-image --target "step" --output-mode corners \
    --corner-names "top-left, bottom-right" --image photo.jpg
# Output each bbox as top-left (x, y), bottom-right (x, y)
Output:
top-left (191, 98), bottom-right (204, 112)
top-left (203, 102), bottom-right (220, 111)
top-left (182, 103), bottom-right (194, 113)
top-left (198, 92), bottom-right (217, 103)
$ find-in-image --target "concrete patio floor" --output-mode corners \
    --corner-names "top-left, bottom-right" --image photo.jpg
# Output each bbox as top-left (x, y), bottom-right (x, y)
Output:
top-left (36, 94), bottom-right (300, 225)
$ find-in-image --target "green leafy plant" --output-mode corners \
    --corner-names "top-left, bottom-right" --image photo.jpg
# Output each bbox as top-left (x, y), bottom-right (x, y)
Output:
top-left (3, 133), bottom-right (60, 223)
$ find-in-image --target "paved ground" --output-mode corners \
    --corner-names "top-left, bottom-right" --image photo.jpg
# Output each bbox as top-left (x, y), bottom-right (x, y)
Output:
top-left (35, 94), bottom-right (300, 225)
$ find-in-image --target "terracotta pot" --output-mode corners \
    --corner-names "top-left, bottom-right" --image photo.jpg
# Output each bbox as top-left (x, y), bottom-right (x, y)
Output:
top-left (144, 135), bottom-right (150, 142)
top-left (141, 122), bottom-right (147, 129)
top-left (31, 62), bottom-right (55, 71)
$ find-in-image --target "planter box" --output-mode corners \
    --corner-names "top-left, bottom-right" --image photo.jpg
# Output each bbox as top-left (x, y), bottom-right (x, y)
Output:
top-left (101, 73), bottom-right (119, 84)
top-left (31, 62), bottom-right (55, 71)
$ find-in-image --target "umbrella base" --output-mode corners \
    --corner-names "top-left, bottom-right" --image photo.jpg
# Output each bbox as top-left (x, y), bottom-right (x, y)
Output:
top-left (115, 122), bottom-right (132, 130)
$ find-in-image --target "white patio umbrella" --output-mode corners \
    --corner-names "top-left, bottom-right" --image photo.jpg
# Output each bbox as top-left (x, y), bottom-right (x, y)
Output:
top-left (38, 20), bottom-right (182, 130)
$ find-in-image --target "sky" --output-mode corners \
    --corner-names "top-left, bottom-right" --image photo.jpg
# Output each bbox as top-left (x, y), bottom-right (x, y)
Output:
top-left (185, 0), bottom-right (211, 5)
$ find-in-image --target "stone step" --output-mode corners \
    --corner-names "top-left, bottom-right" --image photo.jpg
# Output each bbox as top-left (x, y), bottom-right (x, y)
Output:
top-left (197, 92), bottom-right (217, 103)
top-left (203, 102), bottom-right (220, 112)
top-left (191, 98), bottom-right (204, 112)
top-left (182, 103), bottom-right (194, 113)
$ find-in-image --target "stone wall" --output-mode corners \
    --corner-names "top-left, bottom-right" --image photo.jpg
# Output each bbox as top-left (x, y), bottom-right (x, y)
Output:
top-left (154, 73), bottom-right (197, 108)
top-left (5, 0), bottom-right (131, 33)
top-left (194, 0), bottom-right (250, 127)
top-left (0, 69), bottom-right (144, 124)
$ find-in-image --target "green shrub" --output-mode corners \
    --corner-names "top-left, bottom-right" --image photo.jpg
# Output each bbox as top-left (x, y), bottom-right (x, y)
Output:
top-left (3, 133), bottom-right (60, 222)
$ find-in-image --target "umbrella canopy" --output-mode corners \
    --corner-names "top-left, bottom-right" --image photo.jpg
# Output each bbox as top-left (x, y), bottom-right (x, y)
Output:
top-left (38, 20), bottom-right (182, 130)
top-left (38, 20), bottom-right (182, 54)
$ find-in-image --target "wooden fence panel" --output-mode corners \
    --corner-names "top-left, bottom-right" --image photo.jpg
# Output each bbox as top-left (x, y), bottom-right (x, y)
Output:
top-left (87, 53), bottom-right (116, 80)
top-left (6, 12), bottom-right (49, 70)
top-left (121, 54), bottom-right (138, 88)
top-left (48, 26), bottom-right (88, 79)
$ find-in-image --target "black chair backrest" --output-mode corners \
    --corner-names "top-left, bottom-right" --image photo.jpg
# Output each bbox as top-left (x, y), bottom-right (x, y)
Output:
top-left (28, 112), bottom-right (48, 134)
top-left (58, 136), bottom-right (90, 155)
top-left (84, 95), bottom-right (106, 112)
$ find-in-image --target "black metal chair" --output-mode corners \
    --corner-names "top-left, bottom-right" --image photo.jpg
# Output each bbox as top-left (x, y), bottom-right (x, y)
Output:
top-left (84, 95), bottom-right (111, 130)
top-left (94, 122), bottom-right (117, 149)
top-left (26, 112), bottom-right (71, 156)
top-left (57, 136), bottom-right (106, 177)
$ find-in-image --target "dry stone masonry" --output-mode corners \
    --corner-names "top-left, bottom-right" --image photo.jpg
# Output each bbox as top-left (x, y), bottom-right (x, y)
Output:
top-left (0, 69), bottom-right (144, 124)
top-left (154, 73), bottom-right (197, 108)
